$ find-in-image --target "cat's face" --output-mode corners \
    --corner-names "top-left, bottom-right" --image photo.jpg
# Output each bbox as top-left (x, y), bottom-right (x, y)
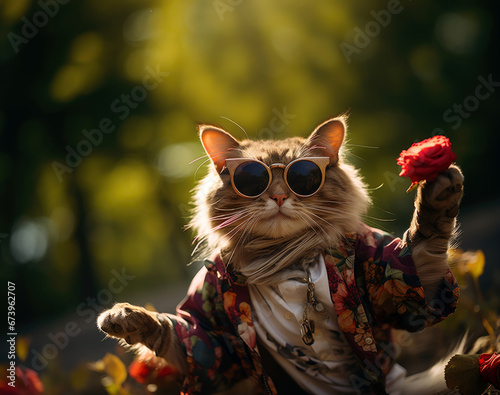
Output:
top-left (193, 117), bottom-right (370, 251)
top-left (212, 137), bottom-right (327, 239)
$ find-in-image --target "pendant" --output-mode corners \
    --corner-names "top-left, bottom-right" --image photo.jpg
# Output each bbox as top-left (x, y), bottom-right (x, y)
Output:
top-left (300, 319), bottom-right (315, 346)
top-left (298, 269), bottom-right (324, 345)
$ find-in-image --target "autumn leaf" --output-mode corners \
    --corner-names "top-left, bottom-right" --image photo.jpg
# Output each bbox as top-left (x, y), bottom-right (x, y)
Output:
top-left (16, 336), bottom-right (30, 362)
top-left (102, 353), bottom-right (127, 387)
top-left (89, 353), bottom-right (127, 387)
top-left (450, 249), bottom-right (486, 279)
top-left (468, 250), bottom-right (486, 280)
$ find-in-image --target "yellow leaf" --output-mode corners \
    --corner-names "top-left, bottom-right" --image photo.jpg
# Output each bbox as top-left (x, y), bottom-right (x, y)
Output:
top-left (16, 336), bottom-right (30, 362)
top-left (102, 353), bottom-right (127, 387)
top-left (449, 249), bottom-right (485, 279)
top-left (468, 250), bottom-right (485, 280)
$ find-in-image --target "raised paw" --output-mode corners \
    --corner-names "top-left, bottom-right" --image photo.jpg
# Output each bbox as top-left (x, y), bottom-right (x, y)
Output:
top-left (97, 302), bottom-right (163, 348)
top-left (420, 164), bottom-right (464, 216)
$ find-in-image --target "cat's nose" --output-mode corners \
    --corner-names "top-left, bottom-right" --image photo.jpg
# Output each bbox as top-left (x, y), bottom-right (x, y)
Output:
top-left (272, 193), bottom-right (288, 207)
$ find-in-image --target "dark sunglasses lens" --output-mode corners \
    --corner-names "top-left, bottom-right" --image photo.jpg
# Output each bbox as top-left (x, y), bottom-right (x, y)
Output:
top-left (234, 162), bottom-right (270, 197)
top-left (287, 161), bottom-right (323, 196)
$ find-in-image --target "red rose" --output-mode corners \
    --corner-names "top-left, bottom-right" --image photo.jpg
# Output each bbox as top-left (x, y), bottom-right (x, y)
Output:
top-left (397, 135), bottom-right (456, 185)
top-left (129, 360), bottom-right (154, 383)
top-left (129, 359), bottom-right (178, 384)
top-left (479, 353), bottom-right (500, 389)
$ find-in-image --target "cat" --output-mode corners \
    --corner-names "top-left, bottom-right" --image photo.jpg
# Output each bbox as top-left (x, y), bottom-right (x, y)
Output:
top-left (98, 116), bottom-right (463, 394)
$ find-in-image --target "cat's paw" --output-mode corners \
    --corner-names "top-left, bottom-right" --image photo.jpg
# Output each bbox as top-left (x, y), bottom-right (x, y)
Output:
top-left (420, 164), bottom-right (463, 217)
top-left (97, 302), bottom-right (162, 346)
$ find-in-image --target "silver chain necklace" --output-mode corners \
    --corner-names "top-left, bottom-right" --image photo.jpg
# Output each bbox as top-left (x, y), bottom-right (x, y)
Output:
top-left (294, 269), bottom-right (325, 346)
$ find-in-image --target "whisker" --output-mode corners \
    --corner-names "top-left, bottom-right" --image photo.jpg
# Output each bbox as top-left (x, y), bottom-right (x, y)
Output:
top-left (308, 211), bottom-right (333, 228)
top-left (294, 211), bottom-right (316, 232)
top-left (193, 211), bottom-right (253, 242)
top-left (226, 214), bottom-right (261, 264)
top-left (361, 218), bottom-right (393, 234)
top-left (308, 200), bottom-right (353, 205)
top-left (306, 206), bottom-right (346, 214)
top-left (204, 208), bottom-right (254, 221)
top-left (362, 215), bottom-right (395, 222)
top-left (306, 210), bottom-right (345, 247)
top-left (191, 238), bottom-right (206, 257)
top-left (225, 214), bottom-right (254, 240)
top-left (369, 203), bottom-right (396, 217)
top-left (189, 154), bottom-right (209, 165)
top-left (345, 144), bottom-right (379, 149)
top-left (296, 212), bottom-right (322, 238)
top-left (190, 213), bottom-right (251, 228)
top-left (214, 206), bottom-right (245, 212)
top-left (210, 206), bottom-right (260, 222)
top-left (306, 204), bottom-right (343, 209)
top-left (221, 116), bottom-right (249, 139)
top-left (345, 152), bottom-right (365, 162)
top-left (366, 183), bottom-right (384, 191)
top-left (194, 158), bottom-right (212, 179)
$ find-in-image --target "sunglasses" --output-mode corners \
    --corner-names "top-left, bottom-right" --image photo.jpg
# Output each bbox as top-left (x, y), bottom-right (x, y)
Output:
top-left (223, 157), bottom-right (330, 198)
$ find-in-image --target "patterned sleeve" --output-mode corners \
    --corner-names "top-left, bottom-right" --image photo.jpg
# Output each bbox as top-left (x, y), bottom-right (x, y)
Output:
top-left (357, 227), bottom-right (460, 332)
top-left (166, 267), bottom-right (251, 394)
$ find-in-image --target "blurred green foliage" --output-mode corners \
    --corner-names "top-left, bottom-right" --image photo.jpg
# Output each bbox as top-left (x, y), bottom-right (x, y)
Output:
top-left (0, 0), bottom-right (498, 327)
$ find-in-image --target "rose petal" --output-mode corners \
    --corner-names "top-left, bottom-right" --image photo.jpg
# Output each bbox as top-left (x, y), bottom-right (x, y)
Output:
top-left (397, 135), bottom-right (456, 184)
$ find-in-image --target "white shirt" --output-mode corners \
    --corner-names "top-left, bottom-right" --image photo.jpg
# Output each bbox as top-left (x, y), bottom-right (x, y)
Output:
top-left (249, 254), bottom-right (406, 394)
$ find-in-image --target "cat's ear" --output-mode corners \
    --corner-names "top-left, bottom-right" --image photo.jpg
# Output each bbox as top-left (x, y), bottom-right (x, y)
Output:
top-left (307, 117), bottom-right (346, 164)
top-left (199, 125), bottom-right (240, 173)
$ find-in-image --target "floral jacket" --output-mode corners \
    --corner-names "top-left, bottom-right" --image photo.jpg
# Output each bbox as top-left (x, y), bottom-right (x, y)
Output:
top-left (167, 226), bottom-right (460, 394)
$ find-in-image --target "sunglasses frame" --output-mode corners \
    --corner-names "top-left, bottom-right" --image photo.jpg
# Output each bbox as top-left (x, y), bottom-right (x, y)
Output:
top-left (224, 157), bottom-right (330, 198)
